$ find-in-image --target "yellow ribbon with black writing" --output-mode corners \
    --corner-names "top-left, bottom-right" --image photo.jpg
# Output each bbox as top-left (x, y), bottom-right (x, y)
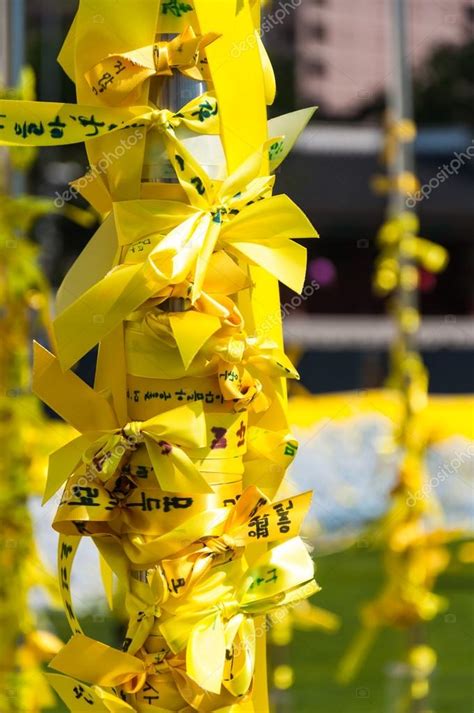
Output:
top-left (52, 145), bottom-right (317, 370)
top-left (49, 537), bottom-right (317, 700)
top-left (33, 342), bottom-right (211, 498)
top-left (0, 91), bottom-right (219, 147)
top-left (85, 26), bottom-right (219, 105)
top-left (120, 487), bottom-right (312, 655)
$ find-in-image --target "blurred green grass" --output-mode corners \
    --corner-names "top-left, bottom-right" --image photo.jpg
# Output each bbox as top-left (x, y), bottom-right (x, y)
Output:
top-left (48, 547), bottom-right (473, 712)
top-left (290, 546), bottom-right (473, 713)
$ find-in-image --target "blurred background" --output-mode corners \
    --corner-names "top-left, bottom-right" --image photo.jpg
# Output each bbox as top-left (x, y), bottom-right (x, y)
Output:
top-left (0, 1), bottom-right (473, 712)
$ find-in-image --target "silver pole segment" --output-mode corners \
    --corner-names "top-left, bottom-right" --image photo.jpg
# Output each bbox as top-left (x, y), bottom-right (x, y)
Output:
top-left (144, 34), bottom-right (204, 184)
top-left (388, 0), bottom-right (414, 217)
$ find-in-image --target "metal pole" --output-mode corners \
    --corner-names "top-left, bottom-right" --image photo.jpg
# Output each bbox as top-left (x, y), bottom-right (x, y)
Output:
top-left (387, 0), bottom-right (419, 353)
top-left (388, 0), bottom-right (414, 218)
top-left (386, 4), bottom-right (429, 713)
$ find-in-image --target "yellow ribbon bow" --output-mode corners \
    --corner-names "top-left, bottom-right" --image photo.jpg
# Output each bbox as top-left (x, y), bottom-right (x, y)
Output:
top-left (85, 26), bottom-right (220, 105)
top-left (50, 538), bottom-right (317, 699)
top-left (53, 146), bottom-right (317, 370)
top-left (159, 537), bottom-right (318, 695)
top-left (119, 487), bottom-right (312, 654)
top-left (32, 343), bottom-right (212, 501)
top-left (80, 405), bottom-right (211, 493)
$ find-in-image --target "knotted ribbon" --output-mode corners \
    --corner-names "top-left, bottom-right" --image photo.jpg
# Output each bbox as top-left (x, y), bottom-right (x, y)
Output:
top-left (33, 343), bottom-right (211, 500)
top-left (80, 405), bottom-right (211, 493)
top-left (49, 537), bottom-right (318, 698)
top-left (121, 487), bottom-right (312, 654)
top-left (159, 537), bottom-right (319, 694)
top-left (85, 26), bottom-right (219, 105)
top-left (0, 91), bottom-right (219, 147)
top-left (53, 146), bottom-right (317, 369)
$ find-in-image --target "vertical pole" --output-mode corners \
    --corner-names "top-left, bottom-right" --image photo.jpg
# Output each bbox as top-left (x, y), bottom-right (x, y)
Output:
top-left (387, 0), bottom-right (419, 354)
top-left (386, 4), bottom-right (429, 713)
top-left (0, 0), bottom-right (11, 193)
top-left (388, 0), bottom-right (414, 217)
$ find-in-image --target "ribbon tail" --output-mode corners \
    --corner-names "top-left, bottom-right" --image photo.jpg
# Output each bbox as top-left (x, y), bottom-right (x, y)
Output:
top-left (187, 612), bottom-right (226, 694)
top-left (58, 535), bottom-right (83, 636)
top-left (50, 634), bottom-right (146, 691)
top-left (53, 261), bottom-right (158, 370)
top-left (32, 342), bottom-right (118, 432)
top-left (46, 673), bottom-right (135, 712)
top-left (224, 616), bottom-right (256, 697)
top-left (44, 435), bottom-right (89, 504)
top-left (192, 216), bottom-right (221, 302)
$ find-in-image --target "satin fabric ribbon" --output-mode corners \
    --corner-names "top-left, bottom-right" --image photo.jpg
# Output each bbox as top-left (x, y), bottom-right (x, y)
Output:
top-left (128, 305), bottom-right (299, 412)
top-left (159, 537), bottom-right (318, 695)
top-left (0, 90), bottom-right (219, 147)
top-left (80, 406), bottom-right (211, 493)
top-left (120, 487), bottom-right (312, 653)
top-left (47, 672), bottom-right (136, 713)
top-left (85, 26), bottom-right (219, 105)
top-left (55, 486), bottom-right (311, 644)
top-left (32, 343), bottom-right (210, 501)
top-left (53, 146), bottom-right (317, 370)
top-left (50, 537), bottom-right (317, 698)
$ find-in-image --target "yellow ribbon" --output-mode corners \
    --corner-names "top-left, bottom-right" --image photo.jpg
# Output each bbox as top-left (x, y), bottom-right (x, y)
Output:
top-left (47, 672), bottom-right (135, 713)
top-left (160, 537), bottom-right (318, 694)
top-left (85, 26), bottom-right (220, 105)
top-left (80, 406), bottom-right (211, 493)
top-left (374, 213), bottom-right (448, 295)
top-left (50, 537), bottom-right (317, 698)
top-left (0, 91), bottom-right (219, 148)
top-left (32, 343), bottom-right (210, 499)
top-left (53, 147), bottom-right (317, 370)
top-left (120, 487), bottom-right (312, 654)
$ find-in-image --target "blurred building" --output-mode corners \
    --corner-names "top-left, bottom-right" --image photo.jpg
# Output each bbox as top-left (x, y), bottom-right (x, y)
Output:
top-left (267, 0), bottom-right (474, 116)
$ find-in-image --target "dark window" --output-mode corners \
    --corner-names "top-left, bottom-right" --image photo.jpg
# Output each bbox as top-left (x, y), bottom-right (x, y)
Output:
top-left (311, 23), bottom-right (327, 41)
top-left (306, 59), bottom-right (327, 76)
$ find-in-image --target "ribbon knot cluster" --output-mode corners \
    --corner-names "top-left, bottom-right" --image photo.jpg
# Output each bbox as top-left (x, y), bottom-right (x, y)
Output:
top-left (0, 2), bottom-right (322, 711)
